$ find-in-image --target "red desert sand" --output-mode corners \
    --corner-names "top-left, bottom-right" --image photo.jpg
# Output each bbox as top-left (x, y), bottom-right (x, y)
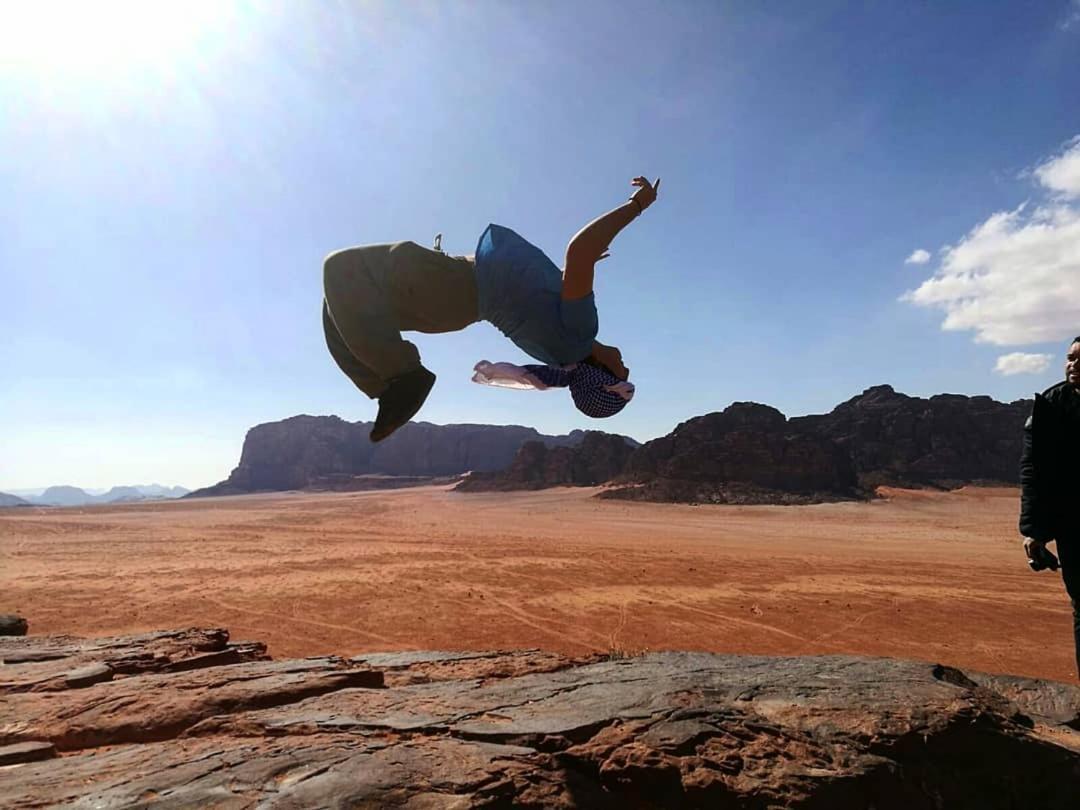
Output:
top-left (1, 485), bottom-right (1073, 682)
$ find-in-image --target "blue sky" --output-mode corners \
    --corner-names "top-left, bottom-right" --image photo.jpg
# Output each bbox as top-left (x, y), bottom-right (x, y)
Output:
top-left (3, 0), bottom-right (1080, 490)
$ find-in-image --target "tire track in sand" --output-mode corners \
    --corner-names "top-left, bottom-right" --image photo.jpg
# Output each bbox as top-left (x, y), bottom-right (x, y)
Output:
top-left (478, 595), bottom-right (609, 652)
top-left (648, 595), bottom-right (811, 643)
top-left (202, 596), bottom-right (413, 649)
top-left (803, 602), bottom-right (899, 652)
top-left (456, 549), bottom-right (808, 646)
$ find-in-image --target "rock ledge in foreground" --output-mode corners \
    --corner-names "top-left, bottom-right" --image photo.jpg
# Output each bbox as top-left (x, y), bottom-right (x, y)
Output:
top-left (2, 627), bottom-right (1079, 808)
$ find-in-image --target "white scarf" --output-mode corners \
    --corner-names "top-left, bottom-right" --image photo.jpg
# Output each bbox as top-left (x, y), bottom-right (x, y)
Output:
top-left (471, 360), bottom-right (635, 401)
top-left (471, 360), bottom-right (558, 390)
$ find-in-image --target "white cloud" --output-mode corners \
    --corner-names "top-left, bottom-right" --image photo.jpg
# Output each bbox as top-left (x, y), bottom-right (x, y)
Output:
top-left (904, 248), bottom-right (931, 265)
top-left (1034, 136), bottom-right (1080, 198)
top-left (994, 352), bottom-right (1053, 376)
top-left (1061, 0), bottom-right (1080, 31)
top-left (903, 135), bottom-right (1080, 346)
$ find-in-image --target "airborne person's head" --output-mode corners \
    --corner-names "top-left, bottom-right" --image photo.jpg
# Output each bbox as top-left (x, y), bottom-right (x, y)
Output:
top-left (526, 362), bottom-right (635, 419)
top-left (470, 360), bottom-right (635, 419)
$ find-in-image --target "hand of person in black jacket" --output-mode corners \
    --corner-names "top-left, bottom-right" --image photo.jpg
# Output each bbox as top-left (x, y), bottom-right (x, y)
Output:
top-left (1024, 537), bottom-right (1060, 572)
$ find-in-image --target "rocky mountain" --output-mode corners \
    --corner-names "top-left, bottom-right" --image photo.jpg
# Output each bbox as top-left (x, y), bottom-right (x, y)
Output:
top-left (98, 486), bottom-right (144, 502)
top-left (459, 386), bottom-right (1036, 503)
top-left (186, 416), bottom-right (632, 497)
top-left (604, 402), bottom-right (860, 504)
top-left (3, 625), bottom-right (1079, 807)
top-left (188, 385), bottom-right (1036, 502)
top-left (130, 486), bottom-right (190, 498)
top-left (456, 431), bottom-right (637, 492)
top-left (35, 486), bottom-right (95, 507)
top-left (791, 384), bottom-right (1032, 488)
top-left (0, 492), bottom-right (29, 507)
top-left (100, 484), bottom-right (189, 501)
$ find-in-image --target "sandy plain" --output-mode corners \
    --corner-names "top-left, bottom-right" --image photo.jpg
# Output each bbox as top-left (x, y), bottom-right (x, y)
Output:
top-left (0, 484), bottom-right (1074, 683)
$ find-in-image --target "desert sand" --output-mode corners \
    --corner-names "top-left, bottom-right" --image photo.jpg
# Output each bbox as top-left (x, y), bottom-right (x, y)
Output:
top-left (1, 485), bottom-right (1073, 682)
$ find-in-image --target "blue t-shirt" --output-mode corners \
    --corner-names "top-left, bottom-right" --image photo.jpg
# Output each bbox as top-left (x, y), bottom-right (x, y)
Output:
top-left (474, 224), bottom-right (598, 365)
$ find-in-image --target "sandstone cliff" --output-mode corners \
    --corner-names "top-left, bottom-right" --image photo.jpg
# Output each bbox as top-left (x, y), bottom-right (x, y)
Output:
top-left (484, 387), bottom-right (1034, 501)
top-left (187, 417), bottom-right (594, 497)
top-left (791, 384), bottom-right (1032, 488)
top-left (188, 385), bottom-right (1035, 501)
top-left (456, 431), bottom-right (637, 492)
top-left (604, 402), bottom-right (860, 504)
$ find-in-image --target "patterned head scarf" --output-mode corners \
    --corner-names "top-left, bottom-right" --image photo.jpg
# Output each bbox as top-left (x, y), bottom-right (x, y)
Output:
top-left (472, 361), bottom-right (635, 419)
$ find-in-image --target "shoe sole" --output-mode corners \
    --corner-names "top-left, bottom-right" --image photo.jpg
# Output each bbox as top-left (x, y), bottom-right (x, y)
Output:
top-left (369, 375), bottom-right (435, 443)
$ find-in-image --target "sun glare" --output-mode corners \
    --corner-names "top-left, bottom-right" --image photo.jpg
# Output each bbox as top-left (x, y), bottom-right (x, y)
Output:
top-left (1, 0), bottom-right (236, 79)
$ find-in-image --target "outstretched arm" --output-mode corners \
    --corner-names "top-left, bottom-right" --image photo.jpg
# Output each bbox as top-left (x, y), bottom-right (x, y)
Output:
top-left (561, 176), bottom-right (660, 300)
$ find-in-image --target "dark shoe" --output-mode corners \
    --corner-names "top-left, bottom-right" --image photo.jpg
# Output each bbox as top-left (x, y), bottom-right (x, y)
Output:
top-left (370, 366), bottom-right (436, 442)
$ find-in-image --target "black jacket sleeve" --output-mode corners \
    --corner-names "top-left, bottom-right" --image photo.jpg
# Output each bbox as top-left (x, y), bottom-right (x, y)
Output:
top-left (1019, 395), bottom-right (1052, 541)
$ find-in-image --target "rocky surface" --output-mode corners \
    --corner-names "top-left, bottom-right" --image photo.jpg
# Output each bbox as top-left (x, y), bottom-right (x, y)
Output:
top-left (3, 627), bottom-right (1079, 807)
top-left (0, 741), bottom-right (56, 766)
top-left (186, 416), bottom-right (604, 497)
top-left (604, 403), bottom-right (861, 504)
top-left (0, 627), bottom-right (268, 693)
top-left (791, 384), bottom-right (1032, 489)
top-left (456, 431), bottom-right (637, 492)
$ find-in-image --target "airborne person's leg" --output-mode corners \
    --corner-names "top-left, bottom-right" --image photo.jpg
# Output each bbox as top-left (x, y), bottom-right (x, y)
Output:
top-left (322, 245), bottom-right (424, 389)
top-left (322, 240), bottom-right (478, 442)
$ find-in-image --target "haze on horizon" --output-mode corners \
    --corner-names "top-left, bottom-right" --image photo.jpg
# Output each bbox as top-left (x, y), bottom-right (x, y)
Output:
top-left (3, 1), bottom-right (1080, 491)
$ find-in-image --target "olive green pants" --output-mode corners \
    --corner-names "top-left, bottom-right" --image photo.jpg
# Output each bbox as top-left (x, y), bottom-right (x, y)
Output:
top-left (322, 241), bottom-right (478, 399)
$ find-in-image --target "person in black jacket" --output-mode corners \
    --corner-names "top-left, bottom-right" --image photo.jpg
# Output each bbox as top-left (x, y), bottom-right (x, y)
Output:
top-left (1020, 336), bottom-right (1080, 677)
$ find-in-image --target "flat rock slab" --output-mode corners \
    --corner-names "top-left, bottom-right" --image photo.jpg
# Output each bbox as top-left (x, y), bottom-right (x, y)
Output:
top-left (0, 627), bottom-right (268, 693)
top-left (1, 656), bottom-right (384, 751)
top-left (63, 662), bottom-right (113, 688)
top-left (351, 648), bottom-right (603, 686)
top-left (3, 630), bottom-right (1080, 808)
top-left (0, 741), bottom-right (56, 766)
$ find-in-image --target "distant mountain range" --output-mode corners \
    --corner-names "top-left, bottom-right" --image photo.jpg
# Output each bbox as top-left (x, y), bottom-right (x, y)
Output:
top-left (187, 384), bottom-right (1035, 504)
top-left (4, 382), bottom-right (1040, 509)
top-left (0, 484), bottom-right (190, 508)
top-left (474, 385), bottom-right (1033, 503)
top-left (186, 417), bottom-right (638, 498)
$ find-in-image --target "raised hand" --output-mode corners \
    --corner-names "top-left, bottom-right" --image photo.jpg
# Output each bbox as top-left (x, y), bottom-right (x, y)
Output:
top-left (629, 176), bottom-right (661, 212)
